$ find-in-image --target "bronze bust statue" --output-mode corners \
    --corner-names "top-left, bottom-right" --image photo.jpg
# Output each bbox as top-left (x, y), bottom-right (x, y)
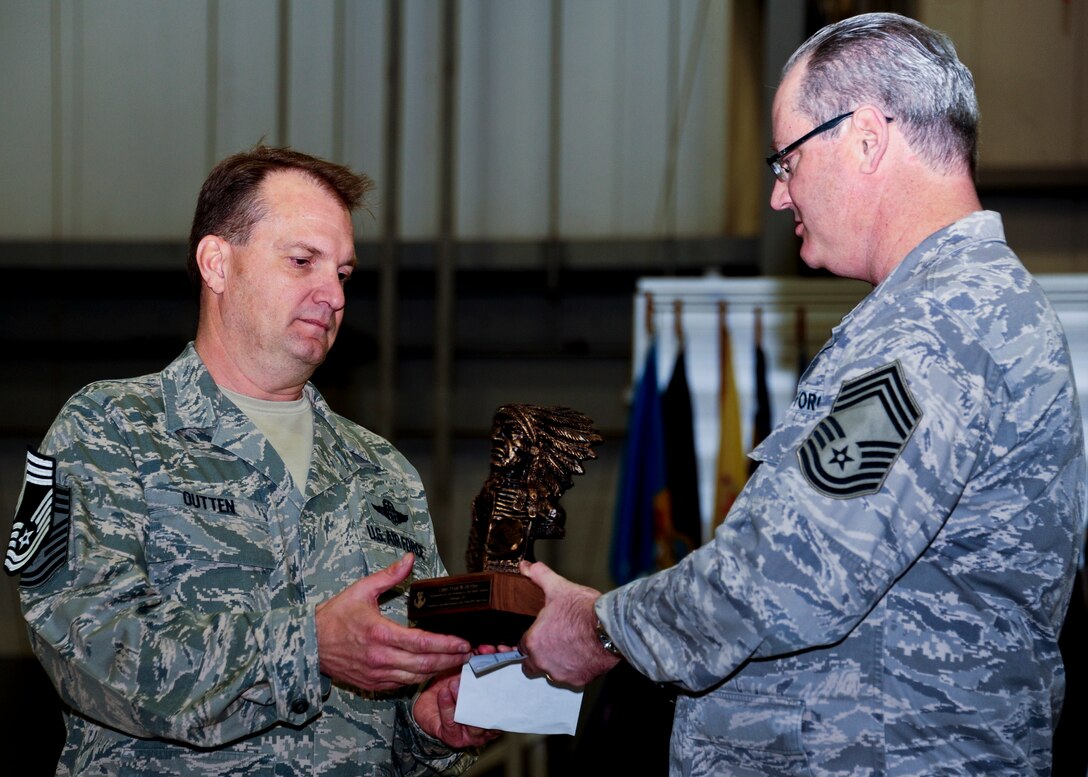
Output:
top-left (465, 404), bottom-right (602, 573)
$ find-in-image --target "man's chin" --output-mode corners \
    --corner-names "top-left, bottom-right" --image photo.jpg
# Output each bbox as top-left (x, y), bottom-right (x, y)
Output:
top-left (798, 244), bottom-right (824, 272)
top-left (287, 336), bottom-right (333, 368)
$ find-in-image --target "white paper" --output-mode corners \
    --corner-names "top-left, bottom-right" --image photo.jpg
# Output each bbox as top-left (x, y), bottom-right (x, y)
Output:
top-left (454, 661), bottom-right (583, 735)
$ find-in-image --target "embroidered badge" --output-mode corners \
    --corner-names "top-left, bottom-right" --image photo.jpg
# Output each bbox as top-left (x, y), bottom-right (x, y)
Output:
top-left (373, 498), bottom-right (408, 525)
top-left (5, 448), bottom-right (71, 586)
top-left (797, 362), bottom-right (920, 499)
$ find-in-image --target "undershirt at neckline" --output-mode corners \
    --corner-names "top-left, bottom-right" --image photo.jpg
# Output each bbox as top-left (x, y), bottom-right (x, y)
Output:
top-left (219, 386), bottom-right (314, 491)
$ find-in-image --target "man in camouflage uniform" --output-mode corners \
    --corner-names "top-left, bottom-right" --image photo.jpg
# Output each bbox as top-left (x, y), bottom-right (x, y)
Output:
top-left (5, 147), bottom-right (495, 774)
top-left (519, 13), bottom-right (1087, 776)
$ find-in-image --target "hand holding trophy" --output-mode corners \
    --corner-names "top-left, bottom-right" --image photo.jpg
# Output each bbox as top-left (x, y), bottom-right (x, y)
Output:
top-left (409, 404), bottom-right (602, 646)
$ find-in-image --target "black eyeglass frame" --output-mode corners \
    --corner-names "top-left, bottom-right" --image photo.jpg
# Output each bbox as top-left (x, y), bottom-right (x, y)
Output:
top-left (766, 110), bottom-right (894, 182)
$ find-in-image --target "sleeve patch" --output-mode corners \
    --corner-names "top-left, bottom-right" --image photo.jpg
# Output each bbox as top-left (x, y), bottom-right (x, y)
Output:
top-left (5, 448), bottom-right (71, 587)
top-left (796, 362), bottom-right (921, 499)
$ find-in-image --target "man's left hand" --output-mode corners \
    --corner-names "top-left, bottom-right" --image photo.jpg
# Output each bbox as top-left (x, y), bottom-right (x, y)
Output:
top-left (413, 670), bottom-right (501, 749)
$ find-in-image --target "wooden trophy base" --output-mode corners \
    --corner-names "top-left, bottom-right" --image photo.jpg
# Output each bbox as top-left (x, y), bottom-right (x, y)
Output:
top-left (408, 572), bottom-right (544, 647)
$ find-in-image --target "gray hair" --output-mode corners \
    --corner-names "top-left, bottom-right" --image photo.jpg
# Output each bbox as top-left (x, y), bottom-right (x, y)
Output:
top-left (783, 13), bottom-right (979, 176)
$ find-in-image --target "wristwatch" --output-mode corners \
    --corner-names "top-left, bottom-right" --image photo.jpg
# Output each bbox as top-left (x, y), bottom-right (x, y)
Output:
top-left (595, 617), bottom-right (623, 658)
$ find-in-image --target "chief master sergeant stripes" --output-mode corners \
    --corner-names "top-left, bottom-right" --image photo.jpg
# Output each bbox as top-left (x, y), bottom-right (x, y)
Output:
top-left (798, 361), bottom-right (921, 498)
top-left (6, 145), bottom-right (498, 776)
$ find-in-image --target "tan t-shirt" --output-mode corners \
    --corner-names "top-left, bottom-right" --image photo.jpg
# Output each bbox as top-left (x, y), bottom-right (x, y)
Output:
top-left (220, 387), bottom-right (314, 492)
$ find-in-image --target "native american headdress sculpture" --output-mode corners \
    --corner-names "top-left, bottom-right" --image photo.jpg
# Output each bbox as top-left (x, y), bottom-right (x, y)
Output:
top-left (465, 404), bottom-right (602, 573)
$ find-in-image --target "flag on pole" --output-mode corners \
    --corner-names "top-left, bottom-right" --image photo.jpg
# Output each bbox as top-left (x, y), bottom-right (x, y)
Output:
top-left (749, 307), bottom-right (773, 476)
top-left (712, 302), bottom-right (747, 531)
top-left (795, 306), bottom-right (810, 386)
top-left (662, 343), bottom-right (702, 557)
top-left (610, 340), bottom-right (672, 585)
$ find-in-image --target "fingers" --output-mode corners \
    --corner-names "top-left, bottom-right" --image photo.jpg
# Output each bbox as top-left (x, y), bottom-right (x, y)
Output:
top-left (437, 676), bottom-right (500, 748)
top-left (316, 558), bottom-right (472, 691)
top-left (366, 621), bottom-right (472, 680)
top-left (396, 620), bottom-right (473, 658)
top-left (438, 675), bottom-right (458, 727)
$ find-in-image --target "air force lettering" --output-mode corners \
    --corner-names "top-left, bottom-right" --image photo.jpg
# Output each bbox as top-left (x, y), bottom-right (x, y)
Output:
top-left (5, 448), bottom-right (70, 587)
top-left (798, 361), bottom-right (921, 498)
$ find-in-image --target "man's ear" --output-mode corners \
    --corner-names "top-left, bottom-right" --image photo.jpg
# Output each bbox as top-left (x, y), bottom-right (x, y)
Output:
top-left (194, 235), bottom-right (230, 295)
top-left (852, 105), bottom-right (891, 174)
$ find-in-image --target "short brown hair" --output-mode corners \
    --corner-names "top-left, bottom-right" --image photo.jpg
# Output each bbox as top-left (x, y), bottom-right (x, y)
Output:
top-left (186, 145), bottom-right (374, 287)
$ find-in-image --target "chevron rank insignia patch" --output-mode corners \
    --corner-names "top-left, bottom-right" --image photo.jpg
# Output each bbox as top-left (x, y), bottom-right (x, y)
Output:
top-left (797, 362), bottom-right (921, 499)
top-left (5, 448), bottom-right (70, 587)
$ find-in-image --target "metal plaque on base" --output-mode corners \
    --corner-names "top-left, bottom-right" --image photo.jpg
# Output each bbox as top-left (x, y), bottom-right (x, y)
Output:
top-left (408, 572), bottom-right (544, 647)
top-left (409, 404), bottom-right (601, 646)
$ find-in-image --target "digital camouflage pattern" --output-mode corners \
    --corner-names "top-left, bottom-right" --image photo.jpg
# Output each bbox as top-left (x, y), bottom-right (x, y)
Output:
top-left (13, 344), bottom-right (471, 776)
top-left (598, 212), bottom-right (1087, 776)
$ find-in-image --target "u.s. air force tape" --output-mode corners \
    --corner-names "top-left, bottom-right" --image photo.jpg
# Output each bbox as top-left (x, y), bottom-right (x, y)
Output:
top-left (5, 448), bottom-right (70, 587)
top-left (797, 361), bottom-right (920, 499)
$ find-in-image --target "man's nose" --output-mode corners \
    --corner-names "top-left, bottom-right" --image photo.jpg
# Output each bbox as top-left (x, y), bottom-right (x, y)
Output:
top-left (315, 269), bottom-right (346, 310)
top-left (769, 177), bottom-right (791, 211)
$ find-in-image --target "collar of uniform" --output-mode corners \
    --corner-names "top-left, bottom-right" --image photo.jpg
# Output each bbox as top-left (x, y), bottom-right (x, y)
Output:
top-left (833, 210), bottom-right (1006, 337)
top-left (160, 343), bottom-right (368, 486)
top-left (878, 210), bottom-right (1005, 294)
top-left (160, 342), bottom-right (228, 434)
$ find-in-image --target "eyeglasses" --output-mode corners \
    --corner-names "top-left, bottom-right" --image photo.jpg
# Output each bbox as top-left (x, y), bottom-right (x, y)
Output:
top-left (766, 110), bottom-right (893, 183)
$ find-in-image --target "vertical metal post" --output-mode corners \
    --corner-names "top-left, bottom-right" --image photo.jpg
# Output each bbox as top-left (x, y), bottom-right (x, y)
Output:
top-left (433, 0), bottom-right (458, 532)
top-left (544, 0), bottom-right (563, 293)
top-left (378, 0), bottom-right (402, 440)
top-left (276, 0), bottom-right (290, 146)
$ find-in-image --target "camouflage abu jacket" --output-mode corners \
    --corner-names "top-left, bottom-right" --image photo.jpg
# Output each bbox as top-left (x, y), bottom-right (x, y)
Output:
top-left (598, 211), bottom-right (1087, 776)
top-left (9, 344), bottom-right (470, 776)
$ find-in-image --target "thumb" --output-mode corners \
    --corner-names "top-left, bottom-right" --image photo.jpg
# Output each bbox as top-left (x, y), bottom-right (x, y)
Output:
top-left (518, 559), bottom-right (558, 592)
top-left (363, 553), bottom-right (416, 597)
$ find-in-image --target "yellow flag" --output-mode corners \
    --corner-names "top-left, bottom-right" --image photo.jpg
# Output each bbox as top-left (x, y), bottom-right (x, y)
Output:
top-left (713, 303), bottom-right (747, 530)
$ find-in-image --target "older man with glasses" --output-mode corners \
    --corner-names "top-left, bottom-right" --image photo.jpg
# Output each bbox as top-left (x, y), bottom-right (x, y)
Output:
top-left (517, 12), bottom-right (1086, 776)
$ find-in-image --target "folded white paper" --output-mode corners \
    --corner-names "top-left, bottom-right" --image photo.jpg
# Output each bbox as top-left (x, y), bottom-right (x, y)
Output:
top-left (468, 649), bottom-right (527, 676)
top-left (454, 661), bottom-right (583, 735)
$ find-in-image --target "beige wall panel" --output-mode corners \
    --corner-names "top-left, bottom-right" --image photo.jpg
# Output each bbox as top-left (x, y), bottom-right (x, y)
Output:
top-left (1, 0), bottom-right (733, 244)
top-left (213, 0), bottom-right (279, 162)
top-left (674, 0), bottom-right (727, 236)
top-left (560, 0), bottom-right (672, 237)
top-left (920, 0), bottom-right (1085, 169)
top-left (609, 0), bottom-right (672, 236)
top-left (70, 1), bottom-right (208, 242)
top-left (341, 0), bottom-right (386, 226)
top-left (457, 0), bottom-right (552, 239)
top-left (285, 0), bottom-right (337, 160)
top-left (399, 0), bottom-right (441, 239)
top-left (559, 0), bottom-right (728, 239)
top-left (0, 2), bottom-right (54, 238)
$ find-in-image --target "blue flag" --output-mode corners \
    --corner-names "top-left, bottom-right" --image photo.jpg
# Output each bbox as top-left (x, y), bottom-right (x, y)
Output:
top-left (610, 341), bottom-right (671, 585)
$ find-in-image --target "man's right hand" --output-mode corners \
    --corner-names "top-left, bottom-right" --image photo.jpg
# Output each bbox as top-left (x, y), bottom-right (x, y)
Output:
top-left (316, 553), bottom-right (472, 691)
top-left (517, 560), bottom-right (620, 687)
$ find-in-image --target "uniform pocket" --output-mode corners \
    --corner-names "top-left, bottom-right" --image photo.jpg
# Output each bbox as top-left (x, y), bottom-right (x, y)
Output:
top-left (119, 743), bottom-right (273, 776)
top-left (674, 690), bottom-right (814, 777)
top-left (145, 487), bottom-right (276, 612)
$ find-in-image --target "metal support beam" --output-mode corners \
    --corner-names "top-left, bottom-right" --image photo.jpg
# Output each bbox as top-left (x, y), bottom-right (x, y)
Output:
top-left (378, 0), bottom-right (402, 440)
top-left (432, 0), bottom-right (459, 531)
